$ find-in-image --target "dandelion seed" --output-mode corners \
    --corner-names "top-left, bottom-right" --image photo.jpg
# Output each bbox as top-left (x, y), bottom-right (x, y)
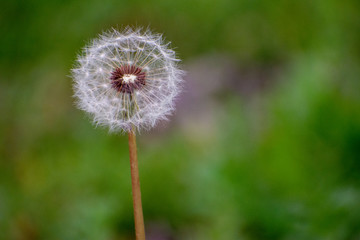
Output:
top-left (72, 27), bottom-right (184, 133)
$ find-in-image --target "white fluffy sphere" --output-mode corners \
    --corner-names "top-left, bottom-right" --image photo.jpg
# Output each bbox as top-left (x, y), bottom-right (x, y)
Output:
top-left (72, 27), bottom-right (184, 133)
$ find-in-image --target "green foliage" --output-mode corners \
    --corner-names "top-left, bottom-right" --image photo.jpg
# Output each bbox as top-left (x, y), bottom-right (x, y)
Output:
top-left (1, 0), bottom-right (360, 239)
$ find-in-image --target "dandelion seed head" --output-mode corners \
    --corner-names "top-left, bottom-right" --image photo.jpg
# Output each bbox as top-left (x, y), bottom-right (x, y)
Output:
top-left (72, 27), bottom-right (184, 133)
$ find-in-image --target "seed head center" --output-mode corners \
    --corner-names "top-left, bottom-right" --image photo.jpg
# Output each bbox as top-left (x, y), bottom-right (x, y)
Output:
top-left (122, 74), bottom-right (137, 83)
top-left (110, 65), bottom-right (146, 93)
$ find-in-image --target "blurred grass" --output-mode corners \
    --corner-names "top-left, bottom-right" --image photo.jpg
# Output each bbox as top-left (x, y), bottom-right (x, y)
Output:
top-left (1, 0), bottom-right (360, 239)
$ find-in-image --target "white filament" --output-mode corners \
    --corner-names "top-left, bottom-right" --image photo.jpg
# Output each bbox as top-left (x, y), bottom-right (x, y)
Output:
top-left (122, 74), bottom-right (137, 83)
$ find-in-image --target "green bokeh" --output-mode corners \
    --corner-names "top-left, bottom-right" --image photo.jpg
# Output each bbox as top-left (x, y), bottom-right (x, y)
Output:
top-left (1, 0), bottom-right (360, 239)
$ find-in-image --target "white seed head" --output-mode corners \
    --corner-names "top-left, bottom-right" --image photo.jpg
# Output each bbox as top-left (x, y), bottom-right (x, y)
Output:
top-left (72, 27), bottom-right (184, 133)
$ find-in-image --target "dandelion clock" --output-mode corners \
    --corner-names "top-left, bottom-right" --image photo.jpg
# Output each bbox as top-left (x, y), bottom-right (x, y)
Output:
top-left (72, 27), bottom-right (184, 240)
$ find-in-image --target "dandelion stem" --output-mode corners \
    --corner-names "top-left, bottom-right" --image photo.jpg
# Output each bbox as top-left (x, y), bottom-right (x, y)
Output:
top-left (128, 129), bottom-right (146, 240)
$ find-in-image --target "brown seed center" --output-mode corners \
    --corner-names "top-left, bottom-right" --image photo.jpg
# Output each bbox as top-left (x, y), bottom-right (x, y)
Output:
top-left (110, 65), bottom-right (146, 93)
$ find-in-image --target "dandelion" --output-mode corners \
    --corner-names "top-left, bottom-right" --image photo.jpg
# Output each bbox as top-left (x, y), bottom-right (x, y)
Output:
top-left (71, 27), bottom-right (184, 240)
top-left (72, 27), bottom-right (183, 133)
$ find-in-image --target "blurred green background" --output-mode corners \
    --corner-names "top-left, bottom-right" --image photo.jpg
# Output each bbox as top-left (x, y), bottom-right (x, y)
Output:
top-left (1, 0), bottom-right (360, 239)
